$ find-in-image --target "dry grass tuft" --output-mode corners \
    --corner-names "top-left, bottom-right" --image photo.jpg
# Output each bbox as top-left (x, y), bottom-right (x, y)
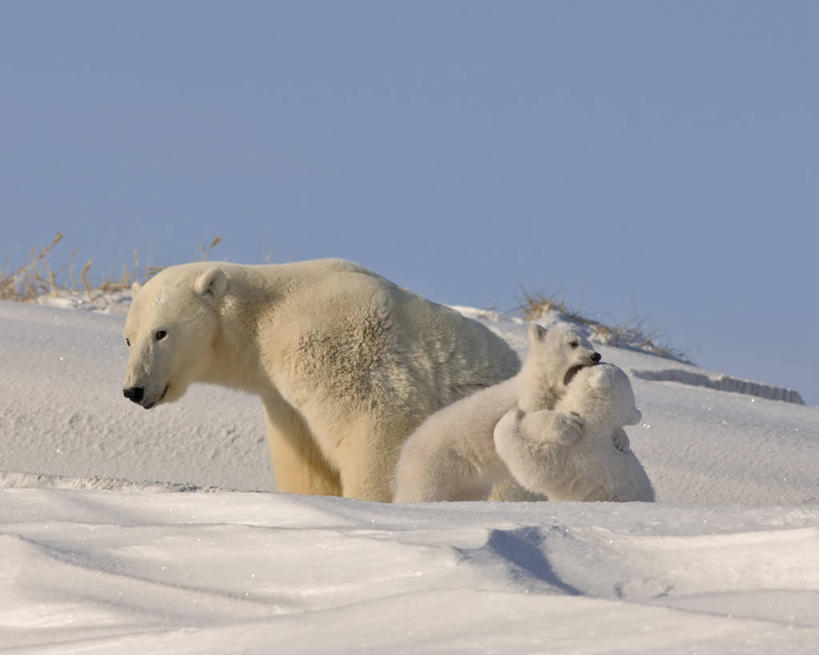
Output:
top-left (0, 233), bottom-right (66, 301)
top-left (1, 233), bottom-right (222, 302)
top-left (518, 287), bottom-right (690, 363)
top-left (199, 236), bottom-right (222, 260)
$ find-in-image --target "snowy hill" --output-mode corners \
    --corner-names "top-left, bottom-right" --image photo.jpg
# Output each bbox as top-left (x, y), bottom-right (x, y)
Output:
top-left (1, 297), bottom-right (818, 653)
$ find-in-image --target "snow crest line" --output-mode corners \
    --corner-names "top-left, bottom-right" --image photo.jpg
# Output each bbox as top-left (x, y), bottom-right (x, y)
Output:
top-left (631, 368), bottom-right (804, 404)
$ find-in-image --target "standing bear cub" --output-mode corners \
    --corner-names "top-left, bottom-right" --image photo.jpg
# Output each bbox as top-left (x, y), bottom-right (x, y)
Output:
top-left (122, 259), bottom-right (520, 501)
top-left (494, 363), bottom-right (654, 502)
top-left (393, 323), bottom-right (608, 502)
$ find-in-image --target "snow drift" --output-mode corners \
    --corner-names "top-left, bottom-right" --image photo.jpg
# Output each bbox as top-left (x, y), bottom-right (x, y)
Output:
top-left (1, 296), bottom-right (818, 653)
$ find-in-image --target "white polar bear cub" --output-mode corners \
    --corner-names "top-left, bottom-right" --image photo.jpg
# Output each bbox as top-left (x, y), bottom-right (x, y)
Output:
top-left (393, 322), bottom-right (602, 502)
top-left (494, 363), bottom-right (654, 502)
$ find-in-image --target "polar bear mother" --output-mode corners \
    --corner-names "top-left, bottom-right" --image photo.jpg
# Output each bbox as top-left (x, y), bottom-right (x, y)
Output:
top-left (121, 259), bottom-right (520, 501)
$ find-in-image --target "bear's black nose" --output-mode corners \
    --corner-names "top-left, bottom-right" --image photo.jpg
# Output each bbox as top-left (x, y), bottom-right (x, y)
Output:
top-left (123, 386), bottom-right (144, 404)
top-left (591, 352), bottom-right (602, 364)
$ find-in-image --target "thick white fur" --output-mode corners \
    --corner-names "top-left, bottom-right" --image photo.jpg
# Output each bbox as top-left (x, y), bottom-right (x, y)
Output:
top-left (494, 363), bottom-right (654, 502)
top-left (122, 259), bottom-right (519, 501)
top-left (393, 323), bottom-right (602, 502)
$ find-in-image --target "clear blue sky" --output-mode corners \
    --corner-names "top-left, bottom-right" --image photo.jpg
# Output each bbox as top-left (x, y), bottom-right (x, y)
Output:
top-left (2, 1), bottom-right (818, 404)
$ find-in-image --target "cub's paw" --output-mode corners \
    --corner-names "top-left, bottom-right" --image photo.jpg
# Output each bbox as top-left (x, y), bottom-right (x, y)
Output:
top-left (524, 410), bottom-right (583, 446)
top-left (611, 427), bottom-right (630, 452)
top-left (555, 411), bottom-right (584, 445)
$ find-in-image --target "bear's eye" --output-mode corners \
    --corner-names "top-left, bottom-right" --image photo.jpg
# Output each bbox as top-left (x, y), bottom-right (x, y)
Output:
top-left (155, 330), bottom-right (167, 342)
top-left (569, 341), bottom-right (579, 349)
top-left (125, 338), bottom-right (131, 348)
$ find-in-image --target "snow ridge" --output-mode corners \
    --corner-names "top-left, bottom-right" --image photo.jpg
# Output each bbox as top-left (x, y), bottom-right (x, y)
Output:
top-left (632, 368), bottom-right (804, 404)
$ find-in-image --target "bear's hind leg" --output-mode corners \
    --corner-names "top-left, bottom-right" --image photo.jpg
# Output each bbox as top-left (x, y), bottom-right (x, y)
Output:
top-left (337, 441), bottom-right (396, 502)
top-left (393, 445), bottom-right (488, 503)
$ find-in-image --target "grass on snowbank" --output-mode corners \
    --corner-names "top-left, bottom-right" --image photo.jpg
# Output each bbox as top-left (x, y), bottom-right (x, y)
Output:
top-left (1, 234), bottom-right (688, 363)
top-left (518, 288), bottom-right (691, 364)
top-left (0, 233), bottom-right (222, 302)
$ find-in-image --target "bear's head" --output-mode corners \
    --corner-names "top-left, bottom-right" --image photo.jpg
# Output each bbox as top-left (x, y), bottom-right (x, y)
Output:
top-left (122, 264), bottom-right (227, 409)
top-left (525, 322), bottom-right (601, 386)
top-left (565, 363), bottom-right (642, 433)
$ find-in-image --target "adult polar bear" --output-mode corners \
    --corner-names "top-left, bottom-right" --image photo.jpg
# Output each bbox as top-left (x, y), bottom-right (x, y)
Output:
top-left (121, 259), bottom-right (520, 501)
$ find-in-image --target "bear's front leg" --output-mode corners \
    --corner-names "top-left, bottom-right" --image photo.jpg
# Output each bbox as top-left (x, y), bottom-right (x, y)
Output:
top-left (493, 408), bottom-right (571, 496)
top-left (262, 397), bottom-right (343, 497)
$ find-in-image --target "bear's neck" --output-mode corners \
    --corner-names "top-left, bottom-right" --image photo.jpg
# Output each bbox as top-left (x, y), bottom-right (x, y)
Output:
top-left (517, 364), bottom-right (561, 412)
top-left (199, 273), bottom-right (278, 395)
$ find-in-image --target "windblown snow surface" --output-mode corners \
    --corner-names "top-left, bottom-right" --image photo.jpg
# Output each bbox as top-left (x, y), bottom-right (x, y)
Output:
top-left (1, 296), bottom-right (818, 653)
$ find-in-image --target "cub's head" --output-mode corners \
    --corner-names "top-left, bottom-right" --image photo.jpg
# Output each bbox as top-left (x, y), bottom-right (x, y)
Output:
top-left (567, 363), bottom-right (642, 429)
top-left (526, 322), bottom-right (602, 393)
top-left (122, 264), bottom-right (227, 409)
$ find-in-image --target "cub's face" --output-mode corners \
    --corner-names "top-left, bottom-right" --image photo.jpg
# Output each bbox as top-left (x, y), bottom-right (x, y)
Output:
top-left (122, 267), bottom-right (226, 409)
top-left (527, 322), bottom-right (602, 392)
top-left (575, 364), bottom-right (642, 427)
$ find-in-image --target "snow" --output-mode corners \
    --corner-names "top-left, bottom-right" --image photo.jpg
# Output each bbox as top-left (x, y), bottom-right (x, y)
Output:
top-left (1, 296), bottom-right (818, 652)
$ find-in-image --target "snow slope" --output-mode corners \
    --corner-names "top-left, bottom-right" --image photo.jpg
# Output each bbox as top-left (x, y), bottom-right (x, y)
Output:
top-left (0, 301), bottom-right (269, 492)
top-left (1, 297), bottom-right (818, 653)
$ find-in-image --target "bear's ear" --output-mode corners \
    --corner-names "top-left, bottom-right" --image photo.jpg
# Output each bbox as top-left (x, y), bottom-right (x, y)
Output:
top-left (626, 406), bottom-right (642, 426)
top-left (194, 268), bottom-right (227, 300)
top-left (130, 281), bottom-right (142, 297)
top-left (528, 323), bottom-right (547, 343)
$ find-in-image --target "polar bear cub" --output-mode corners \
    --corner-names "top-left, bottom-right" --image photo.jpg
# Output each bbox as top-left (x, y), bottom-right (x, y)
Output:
top-left (393, 322), bottom-right (602, 502)
top-left (494, 363), bottom-right (654, 502)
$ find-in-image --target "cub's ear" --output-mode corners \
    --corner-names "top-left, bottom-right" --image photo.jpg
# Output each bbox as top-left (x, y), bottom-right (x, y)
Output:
top-left (626, 406), bottom-right (642, 426)
top-left (528, 323), bottom-right (547, 343)
top-left (194, 268), bottom-right (227, 300)
top-left (130, 281), bottom-right (142, 297)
